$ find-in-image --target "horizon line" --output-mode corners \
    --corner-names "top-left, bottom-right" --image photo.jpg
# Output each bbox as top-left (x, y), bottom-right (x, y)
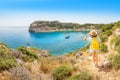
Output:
top-left (0, 20), bottom-right (119, 27)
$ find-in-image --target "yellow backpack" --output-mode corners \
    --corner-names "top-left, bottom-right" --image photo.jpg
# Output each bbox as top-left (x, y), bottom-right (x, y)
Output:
top-left (91, 38), bottom-right (99, 50)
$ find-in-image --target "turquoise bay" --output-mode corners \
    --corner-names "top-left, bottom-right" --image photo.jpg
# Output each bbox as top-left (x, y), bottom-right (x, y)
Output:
top-left (0, 27), bottom-right (89, 55)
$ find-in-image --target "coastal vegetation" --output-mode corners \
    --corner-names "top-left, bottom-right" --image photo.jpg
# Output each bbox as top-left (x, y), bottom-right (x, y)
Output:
top-left (112, 54), bottom-right (120, 70)
top-left (108, 35), bottom-right (120, 70)
top-left (0, 20), bottom-right (120, 80)
top-left (108, 53), bottom-right (120, 70)
top-left (70, 71), bottom-right (94, 80)
top-left (100, 30), bottom-right (112, 42)
top-left (52, 66), bottom-right (72, 80)
top-left (18, 46), bottom-right (39, 62)
top-left (100, 43), bottom-right (108, 53)
top-left (0, 44), bottom-right (18, 70)
top-left (111, 35), bottom-right (120, 53)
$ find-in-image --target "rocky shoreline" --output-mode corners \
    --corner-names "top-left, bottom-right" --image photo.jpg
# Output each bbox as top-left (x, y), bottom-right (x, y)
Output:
top-left (29, 28), bottom-right (90, 32)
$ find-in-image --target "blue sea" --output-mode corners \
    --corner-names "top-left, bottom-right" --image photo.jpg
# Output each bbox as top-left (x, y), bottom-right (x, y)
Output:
top-left (0, 27), bottom-right (89, 55)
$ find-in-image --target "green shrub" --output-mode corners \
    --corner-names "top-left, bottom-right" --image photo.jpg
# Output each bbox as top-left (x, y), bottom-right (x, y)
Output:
top-left (100, 43), bottom-right (108, 53)
top-left (107, 53), bottom-right (115, 61)
top-left (0, 42), bottom-right (9, 48)
top-left (111, 36), bottom-right (120, 53)
top-left (100, 34), bottom-right (108, 42)
top-left (22, 55), bottom-right (34, 62)
top-left (0, 57), bottom-right (17, 70)
top-left (101, 24), bottom-right (114, 32)
top-left (107, 53), bottom-right (120, 70)
top-left (112, 54), bottom-right (120, 70)
top-left (103, 30), bottom-right (112, 36)
top-left (0, 49), bottom-right (13, 59)
top-left (52, 66), bottom-right (72, 80)
top-left (27, 50), bottom-right (38, 59)
top-left (114, 21), bottom-right (120, 28)
top-left (113, 36), bottom-right (120, 47)
top-left (108, 30), bottom-right (112, 36)
top-left (0, 49), bottom-right (18, 70)
top-left (18, 46), bottom-right (38, 62)
top-left (70, 71), bottom-right (94, 80)
top-left (100, 30), bottom-right (112, 42)
top-left (117, 45), bottom-right (120, 53)
top-left (18, 46), bottom-right (38, 58)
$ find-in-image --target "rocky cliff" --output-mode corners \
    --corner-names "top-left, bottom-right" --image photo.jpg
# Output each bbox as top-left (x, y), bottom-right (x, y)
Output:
top-left (29, 21), bottom-right (63, 32)
top-left (29, 22), bottom-right (58, 32)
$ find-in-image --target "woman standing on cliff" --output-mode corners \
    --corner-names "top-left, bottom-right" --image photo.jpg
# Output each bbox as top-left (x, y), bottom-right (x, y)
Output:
top-left (84, 30), bottom-right (100, 67)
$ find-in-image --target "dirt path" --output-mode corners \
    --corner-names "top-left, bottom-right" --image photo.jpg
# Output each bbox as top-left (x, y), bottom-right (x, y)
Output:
top-left (105, 35), bottom-right (113, 54)
top-left (75, 53), bottom-right (120, 80)
top-left (84, 54), bottom-right (108, 80)
top-left (105, 28), bottom-right (120, 54)
top-left (115, 28), bottom-right (120, 36)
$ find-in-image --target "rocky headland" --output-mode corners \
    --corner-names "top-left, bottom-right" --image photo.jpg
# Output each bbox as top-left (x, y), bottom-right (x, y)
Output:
top-left (29, 20), bottom-right (103, 32)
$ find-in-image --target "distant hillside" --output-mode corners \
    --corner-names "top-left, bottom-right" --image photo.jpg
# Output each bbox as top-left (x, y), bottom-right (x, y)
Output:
top-left (29, 20), bottom-right (104, 32)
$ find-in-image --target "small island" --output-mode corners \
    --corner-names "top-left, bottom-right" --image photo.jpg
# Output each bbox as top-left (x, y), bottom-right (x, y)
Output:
top-left (29, 20), bottom-right (104, 32)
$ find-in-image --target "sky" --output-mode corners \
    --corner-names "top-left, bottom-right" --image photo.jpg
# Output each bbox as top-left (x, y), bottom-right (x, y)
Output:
top-left (0, 0), bottom-right (120, 26)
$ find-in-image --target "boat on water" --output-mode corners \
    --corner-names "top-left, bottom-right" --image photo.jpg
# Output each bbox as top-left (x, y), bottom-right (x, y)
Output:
top-left (27, 42), bottom-right (30, 46)
top-left (65, 36), bottom-right (70, 39)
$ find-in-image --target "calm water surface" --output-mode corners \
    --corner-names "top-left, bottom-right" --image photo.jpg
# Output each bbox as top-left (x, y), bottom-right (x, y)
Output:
top-left (0, 27), bottom-right (89, 55)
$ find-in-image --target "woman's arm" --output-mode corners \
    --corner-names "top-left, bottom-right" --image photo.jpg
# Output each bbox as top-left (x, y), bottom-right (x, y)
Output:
top-left (83, 33), bottom-right (90, 40)
top-left (97, 36), bottom-right (101, 42)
